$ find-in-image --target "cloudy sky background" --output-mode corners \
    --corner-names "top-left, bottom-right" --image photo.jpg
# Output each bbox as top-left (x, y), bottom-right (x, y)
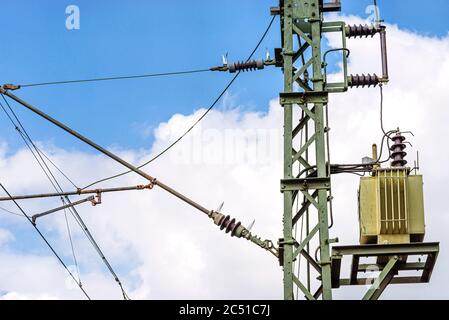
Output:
top-left (0, 1), bottom-right (448, 299)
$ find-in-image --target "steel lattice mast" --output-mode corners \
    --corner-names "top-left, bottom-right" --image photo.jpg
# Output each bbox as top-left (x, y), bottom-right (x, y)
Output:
top-left (1, 0), bottom-right (440, 300)
top-left (275, 0), bottom-right (334, 300)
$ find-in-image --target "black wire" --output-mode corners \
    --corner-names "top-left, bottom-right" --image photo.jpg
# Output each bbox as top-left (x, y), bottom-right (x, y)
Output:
top-left (82, 72), bottom-right (240, 189)
top-left (0, 96), bottom-right (130, 300)
top-left (1, 96), bottom-right (85, 287)
top-left (63, 207), bottom-right (82, 285)
top-left (377, 85), bottom-right (399, 164)
top-left (0, 205), bottom-right (25, 218)
top-left (66, 201), bottom-right (131, 300)
top-left (81, 15), bottom-right (277, 190)
top-left (334, 85), bottom-right (397, 174)
top-left (1, 94), bottom-right (78, 189)
top-left (380, 85), bottom-right (387, 136)
top-left (0, 100), bottom-right (62, 194)
top-left (19, 69), bottom-right (211, 88)
top-left (0, 182), bottom-right (91, 299)
top-left (39, 151), bottom-right (78, 189)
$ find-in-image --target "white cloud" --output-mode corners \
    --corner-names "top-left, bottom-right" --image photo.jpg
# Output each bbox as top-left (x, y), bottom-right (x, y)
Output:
top-left (0, 16), bottom-right (448, 300)
top-left (0, 228), bottom-right (14, 246)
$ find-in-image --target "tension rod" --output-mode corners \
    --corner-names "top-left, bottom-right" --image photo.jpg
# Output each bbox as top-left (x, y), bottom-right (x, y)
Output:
top-left (0, 87), bottom-right (278, 257)
top-left (31, 195), bottom-right (100, 224)
top-left (0, 88), bottom-right (209, 214)
top-left (0, 184), bottom-right (154, 202)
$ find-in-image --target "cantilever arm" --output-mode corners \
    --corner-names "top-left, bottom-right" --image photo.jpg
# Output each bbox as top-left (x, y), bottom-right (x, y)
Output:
top-left (0, 87), bottom-right (278, 258)
top-left (0, 184), bottom-right (154, 202)
top-left (31, 195), bottom-right (98, 224)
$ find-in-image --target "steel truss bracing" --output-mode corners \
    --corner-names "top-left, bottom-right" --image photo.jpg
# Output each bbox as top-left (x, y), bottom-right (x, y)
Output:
top-left (277, 0), bottom-right (334, 300)
top-left (331, 243), bottom-right (440, 300)
top-left (274, 0), bottom-right (439, 301)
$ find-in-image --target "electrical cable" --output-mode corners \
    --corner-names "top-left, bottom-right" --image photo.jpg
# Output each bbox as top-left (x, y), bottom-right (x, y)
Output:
top-left (81, 15), bottom-right (277, 190)
top-left (380, 85), bottom-right (387, 136)
top-left (0, 96), bottom-right (130, 299)
top-left (1, 94), bottom-right (78, 190)
top-left (1, 96), bottom-right (130, 299)
top-left (0, 206), bottom-right (25, 218)
top-left (19, 69), bottom-right (211, 88)
top-left (1, 96), bottom-right (85, 288)
top-left (0, 182), bottom-right (91, 300)
top-left (325, 88), bottom-right (398, 177)
top-left (63, 207), bottom-right (82, 285)
top-left (66, 201), bottom-right (131, 300)
top-left (39, 151), bottom-right (78, 189)
top-left (377, 85), bottom-right (398, 164)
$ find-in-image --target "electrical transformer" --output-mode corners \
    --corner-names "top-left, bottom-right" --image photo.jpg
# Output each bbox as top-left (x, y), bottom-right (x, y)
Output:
top-left (358, 133), bottom-right (425, 245)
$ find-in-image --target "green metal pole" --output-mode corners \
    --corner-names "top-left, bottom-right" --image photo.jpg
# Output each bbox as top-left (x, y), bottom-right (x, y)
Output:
top-left (282, 0), bottom-right (295, 300)
top-left (279, 0), bottom-right (333, 300)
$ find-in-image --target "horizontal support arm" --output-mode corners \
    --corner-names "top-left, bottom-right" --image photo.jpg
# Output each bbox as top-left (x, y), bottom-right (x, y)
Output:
top-left (32, 195), bottom-right (97, 224)
top-left (0, 184), bottom-right (154, 201)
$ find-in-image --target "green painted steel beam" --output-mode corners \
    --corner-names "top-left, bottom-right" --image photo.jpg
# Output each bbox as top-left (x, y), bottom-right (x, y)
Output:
top-left (281, 0), bottom-right (295, 300)
top-left (281, 177), bottom-right (330, 192)
top-left (293, 275), bottom-right (315, 300)
top-left (340, 276), bottom-right (426, 286)
top-left (332, 243), bottom-right (440, 257)
top-left (362, 256), bottom-right (398, 300)
top-left (358, 262), bottom-right (426, 272)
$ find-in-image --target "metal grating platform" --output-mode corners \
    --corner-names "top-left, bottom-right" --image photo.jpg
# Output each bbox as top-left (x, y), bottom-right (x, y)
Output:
top-left (331, 242), bottom-right (439, 300)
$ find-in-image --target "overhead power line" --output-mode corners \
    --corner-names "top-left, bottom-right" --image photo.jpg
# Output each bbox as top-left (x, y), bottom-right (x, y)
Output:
top-left (82, 15), bottom-right (277, 190)
top-left (0, 95), bottom-right (130, 299)
top-left (0, 205), bottom-right (25, 218)
top-left (18, 69), bottom-right (211, 88)
top-left (0, 182), bottom-right (91, 300)
top-left (0, 15), bottom-right (278, 299)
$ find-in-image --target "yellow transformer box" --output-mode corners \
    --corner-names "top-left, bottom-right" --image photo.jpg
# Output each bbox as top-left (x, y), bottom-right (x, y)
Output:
top-left (358, 168), bottom-right (425, 245)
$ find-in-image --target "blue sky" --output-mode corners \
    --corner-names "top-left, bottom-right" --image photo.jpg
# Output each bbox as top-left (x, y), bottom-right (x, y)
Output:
top-left (0, 1), bottom-right (449, 299)
top-left (0, 0), bottom-right (448, 154)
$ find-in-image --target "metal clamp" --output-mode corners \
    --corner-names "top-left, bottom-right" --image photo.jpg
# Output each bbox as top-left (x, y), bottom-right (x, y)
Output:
top-left (1, 84), bottom-right (21, 91)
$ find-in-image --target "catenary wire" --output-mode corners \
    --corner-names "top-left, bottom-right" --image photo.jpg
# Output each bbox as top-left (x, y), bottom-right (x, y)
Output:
top-left (1, 94), bottom-right (77, 189)
top-left (81, 15), bottom-right (277, 190)
top-left (19, 69), bottom-right (211, 88)
top-left (63, 207), bottom-right (82, 285)
top-left (65, 201), bottom-right (131, 300)
top-left (0, 96), bottom-right (85, 287)
top-left (0, 182), bottom-right (91, 299)
top-left (0, 96), bottom-right (130, 299)
top-left (0, 205), bottom-right (25, 218)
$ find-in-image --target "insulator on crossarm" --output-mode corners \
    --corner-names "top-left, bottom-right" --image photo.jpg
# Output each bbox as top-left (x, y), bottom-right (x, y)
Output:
top-left (346, 24), bottom-right (380, 38)
top-left (207, 211), bottom-right (278, 257)
top-left (348, 74), bottom-right (380, 88)
top-left (209, 211), bottom-right (246, 238)
top-left (229, 59), bottom-right (264, 73)
top-left (390, 132), bottom-right (408, 167)
top-left (218, 215), bottom-right (242, 236)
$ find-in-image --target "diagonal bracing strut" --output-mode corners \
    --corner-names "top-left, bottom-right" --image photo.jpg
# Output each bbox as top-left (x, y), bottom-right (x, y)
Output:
top-left (31, 195), bottom-right (99, 224)
top-left (0, 87), bottom-right (278, 258)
